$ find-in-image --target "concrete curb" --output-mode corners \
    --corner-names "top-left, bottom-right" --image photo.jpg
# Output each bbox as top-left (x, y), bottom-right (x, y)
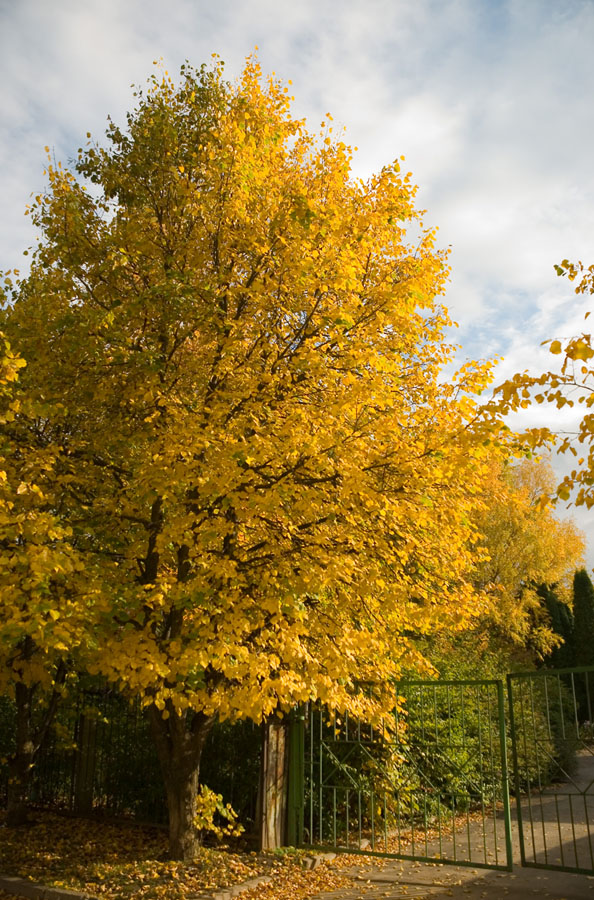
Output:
top-left (0, 875), bottom-right (95, 900)
top-left (202, 873), bottom-right (273, 900)
top-left (200, 853), bottom-right (337, 898)
top-left (0, 872), bottom-right (276, 900)
top-left (300, 852), bottom-right (337, 871)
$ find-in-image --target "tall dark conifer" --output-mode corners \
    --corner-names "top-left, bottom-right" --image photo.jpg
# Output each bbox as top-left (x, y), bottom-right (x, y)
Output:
top-left (573, 570), bottom-right (594, 666)
top-left (572, 569), bottom-right (594, 720)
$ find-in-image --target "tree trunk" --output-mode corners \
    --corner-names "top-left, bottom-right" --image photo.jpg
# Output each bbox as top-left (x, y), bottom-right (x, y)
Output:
top-left (6, 732), bottom-right (34, 825)
top-left (6, 682), bottom-right (37, 827)
top-left (163, 762), bottom-right (200, 861)
top-left (6, 660), bottom-right (67, 827)
top-left (258, 717), bottom-right (289, 850)
top-left (147, 704), bottom-right (214, 861)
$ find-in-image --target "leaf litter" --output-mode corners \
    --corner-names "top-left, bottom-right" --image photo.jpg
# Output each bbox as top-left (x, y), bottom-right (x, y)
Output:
top-left (0, 810), bottom-right (351, 899)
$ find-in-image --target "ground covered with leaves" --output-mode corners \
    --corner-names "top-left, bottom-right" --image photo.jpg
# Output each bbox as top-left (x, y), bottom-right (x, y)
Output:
top-left (0, 810), bottom-right (350, 899)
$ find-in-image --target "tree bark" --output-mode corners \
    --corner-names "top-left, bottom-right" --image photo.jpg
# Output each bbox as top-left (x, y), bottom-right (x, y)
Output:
top-left (147, 703), bottom-right (214, 861)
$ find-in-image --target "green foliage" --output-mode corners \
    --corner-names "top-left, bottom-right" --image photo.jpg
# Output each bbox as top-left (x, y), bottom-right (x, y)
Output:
top-left (193, 785), bottom-right (244, 843)
top-left (573, 569), bottom-right (594, 668)
top-left (306, 681), bottom-right (507, 845)
top-left (538, 583), bottom-right (574, 669)
top-left (200, 720), bottom-right (261, 830)
top-left (421, 632), bottom-right (581, 794)
top-left (511, 674), bottom-right (579, 789)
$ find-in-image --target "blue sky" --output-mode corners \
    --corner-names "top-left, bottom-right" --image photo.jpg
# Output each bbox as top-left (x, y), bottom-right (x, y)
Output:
top-left (2, 0), bottom-right (594, 560)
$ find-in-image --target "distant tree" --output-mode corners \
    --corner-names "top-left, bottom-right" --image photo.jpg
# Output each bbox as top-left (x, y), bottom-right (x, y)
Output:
top-left (471, 458), bottom-right (584, 656)
top-left (573, 569), bottom-right (594, 666)
top-left (571, 568), bottom-right (594, 719)
top-left (573, 569), bottom-right (594, 721)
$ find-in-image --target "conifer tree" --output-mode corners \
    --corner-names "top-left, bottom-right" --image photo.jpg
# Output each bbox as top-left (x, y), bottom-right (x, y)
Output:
top-left (572, 568), bottom-right (594, 719)
top-left (573, 569), bottom-right (594, 667)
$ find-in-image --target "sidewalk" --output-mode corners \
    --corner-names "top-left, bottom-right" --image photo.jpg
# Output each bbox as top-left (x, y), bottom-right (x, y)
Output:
top-left (313, 856), bottom-right (594, 900)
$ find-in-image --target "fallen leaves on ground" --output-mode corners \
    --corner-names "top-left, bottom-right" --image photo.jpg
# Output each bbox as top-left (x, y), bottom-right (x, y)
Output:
top-left (240, 859), bottom-right (352, 900)
top-left (0, 809), bottom-right (350, 899)
top-left (0, 808), bottom-right (494, 900)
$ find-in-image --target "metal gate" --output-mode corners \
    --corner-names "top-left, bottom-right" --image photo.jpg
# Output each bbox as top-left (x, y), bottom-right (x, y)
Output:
top-left (288, 679), bottom-right (513, 870)
top-left (507, 666), bottom-right (594, 874)
top-left (288, 668), bottom-right (594, 874)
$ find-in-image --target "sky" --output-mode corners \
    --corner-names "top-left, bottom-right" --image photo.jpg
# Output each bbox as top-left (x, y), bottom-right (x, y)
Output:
top-left (1, 0), bottom-right (594, 562)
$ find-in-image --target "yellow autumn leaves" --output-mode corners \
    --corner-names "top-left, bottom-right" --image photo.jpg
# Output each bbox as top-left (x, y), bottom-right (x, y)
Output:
top-left (497, 257), bottom-right (594, 510)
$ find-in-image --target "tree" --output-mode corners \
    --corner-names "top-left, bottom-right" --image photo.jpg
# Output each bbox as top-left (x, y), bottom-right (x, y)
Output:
top-left (570, 568), bottom-right (594, 720)
top-left (0, 334), bottom-right (94, 825)
top-left (573, 569), bottom-right (594, 668)
top-left (538, 583), bottom-right (575, 669)
top-left (497, 259), bottom-right (594, 508)
top-left (2, 58), bottom-right (505, 859)
top-left (425, 458), bottom-right (584, 680)
top-left (471, 457), bottom-right (584, 656)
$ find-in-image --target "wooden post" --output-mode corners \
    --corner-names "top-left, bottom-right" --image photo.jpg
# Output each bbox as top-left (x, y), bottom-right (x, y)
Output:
top-left (258, 716), bottom-right (289, 850)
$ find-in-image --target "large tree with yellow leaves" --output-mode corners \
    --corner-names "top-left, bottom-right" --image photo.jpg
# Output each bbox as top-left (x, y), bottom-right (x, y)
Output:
top-left (2, 58), bottom-right (507, 858)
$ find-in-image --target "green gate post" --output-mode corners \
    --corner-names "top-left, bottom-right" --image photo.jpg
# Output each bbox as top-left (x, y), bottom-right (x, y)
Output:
top-left (287, 707), bottom-right (305, 846)
top-left (497, 680), bottom-right (514, 871)
top-left (506, 673), bottom-right (525, 868)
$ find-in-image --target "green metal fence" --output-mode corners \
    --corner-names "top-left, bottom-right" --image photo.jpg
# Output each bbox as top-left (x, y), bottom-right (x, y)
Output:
top-left (0, 686), bottom-right (262, 830)
top-left (292, 680), bottom-right (513, 870)
top-left (5, 666), bottom-right (594, 875)
top-left (0, 688), bottom-right (164, 819)
top-left (507, 666), bottom-right (594, 875)
top-left (29, 687), bottom-right (166, 821)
